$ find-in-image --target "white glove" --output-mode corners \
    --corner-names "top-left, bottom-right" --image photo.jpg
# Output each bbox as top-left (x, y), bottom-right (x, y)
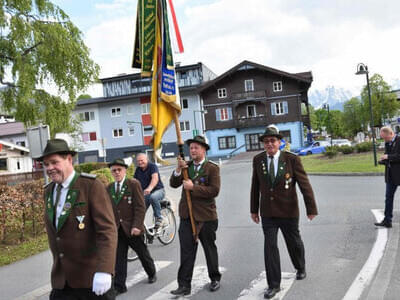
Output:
top-left (92, 272), bottom-right (112, 296)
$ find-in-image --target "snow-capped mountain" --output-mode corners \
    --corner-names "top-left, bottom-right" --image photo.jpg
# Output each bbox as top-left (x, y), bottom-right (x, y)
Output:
top-left (308, 86), bottom-right (354, 111)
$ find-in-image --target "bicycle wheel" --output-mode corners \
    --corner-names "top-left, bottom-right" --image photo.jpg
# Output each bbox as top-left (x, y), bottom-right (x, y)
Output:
top-left (127, 248), bottom-right (138, 262)
top-left (157, 207), bottom-right (176, 245)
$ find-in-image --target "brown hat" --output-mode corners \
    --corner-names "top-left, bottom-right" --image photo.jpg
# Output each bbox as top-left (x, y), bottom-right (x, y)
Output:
top-left (186, 135), bottom-right (210, 150)
top-left (108, 158), bottom-right (128, 169)
top-left (259, 125), bottom-right (283, 142)
top-left (36, 139), bottom-right (77, 161)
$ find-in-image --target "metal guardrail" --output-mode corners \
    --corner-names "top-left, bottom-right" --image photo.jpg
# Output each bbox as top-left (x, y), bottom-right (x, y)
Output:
top-left (228, 144), bottom-right (247, 157)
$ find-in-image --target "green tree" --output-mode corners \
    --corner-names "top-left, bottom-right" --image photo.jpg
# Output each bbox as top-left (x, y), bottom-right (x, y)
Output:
top-left (314, 108), bottom-right (328, 132)
top-left (329, 110), bottom-right (345, 138)
top-left (361, 74), bottom-right (399, 127)
top-left (0, 0), bottom-right (99, 137)
top-left (342, 97), bottom-right (364, 136)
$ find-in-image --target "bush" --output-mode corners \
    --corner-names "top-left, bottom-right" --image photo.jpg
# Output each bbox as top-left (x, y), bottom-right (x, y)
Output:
top-left (338, 145), bottom-right (354, 154)
top-left (126, 161), bottom-right (136, 179)
top-left (74, 162), bottom-right (108, 174)
top-left (324, 146), bottom-right (338, 158)
top-left (90, 168), bottom-right (113, 186)
top-left (355, 142), bottom-right (372, 153)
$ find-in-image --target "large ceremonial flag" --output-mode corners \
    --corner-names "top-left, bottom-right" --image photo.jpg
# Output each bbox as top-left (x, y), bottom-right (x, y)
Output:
top-left (132, 0), bottom-right (181, 163)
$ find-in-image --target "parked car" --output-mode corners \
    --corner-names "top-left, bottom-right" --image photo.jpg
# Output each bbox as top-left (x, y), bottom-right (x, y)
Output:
top-left (297, 141), bottom-right (330, 156)
top-left (332, 139), bottom-right (352, 147)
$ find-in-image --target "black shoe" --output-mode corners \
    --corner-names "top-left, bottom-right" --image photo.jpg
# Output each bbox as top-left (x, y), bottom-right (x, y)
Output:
top-left (209, 280), bottom-right (220, 292)
top-left (115, 287), bottom-right (127, 295)
top-left (296, 269), bottom-right (307, 280)
top-left (374, 220), bottom-right (392, 228)
top-left (148, 274), bottom-right (157, 284)
top-left (170, 286), bottom-right (191, 296)
top-left (264, 287), bottom-right (280, 299)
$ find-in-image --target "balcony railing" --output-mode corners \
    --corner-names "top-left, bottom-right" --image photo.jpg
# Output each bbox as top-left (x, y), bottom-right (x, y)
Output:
top-left (231, 90), bottom-right (266, 101)
top-left (234, 115), bottom-right (269, 128)
top-left (178, 77), bottom-right (201, 87)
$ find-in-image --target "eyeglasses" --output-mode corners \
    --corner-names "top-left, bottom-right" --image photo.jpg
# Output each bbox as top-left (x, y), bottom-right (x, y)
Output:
top-left (263, 139), bottom-right (279, 144)
top-left (111, 168), bottom-right (123, 173)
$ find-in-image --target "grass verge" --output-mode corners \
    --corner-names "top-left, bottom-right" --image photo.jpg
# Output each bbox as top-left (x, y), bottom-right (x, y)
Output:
top-left (0, 233), bottom-right (48, 267)
top-left (300, 152), bottom-right (385, 173)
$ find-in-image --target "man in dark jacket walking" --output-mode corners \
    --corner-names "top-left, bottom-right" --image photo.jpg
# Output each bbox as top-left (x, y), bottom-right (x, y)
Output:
top-left (376, 126), bottom-right (400, 228)
top-left (250, 126), bottom-right (318, 299)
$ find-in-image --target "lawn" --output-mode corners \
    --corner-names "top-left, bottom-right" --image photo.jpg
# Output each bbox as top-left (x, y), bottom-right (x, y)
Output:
top-left (300, 152), bottom-right (385, 173)
top-left (0, 224), bottom-right (49, 267)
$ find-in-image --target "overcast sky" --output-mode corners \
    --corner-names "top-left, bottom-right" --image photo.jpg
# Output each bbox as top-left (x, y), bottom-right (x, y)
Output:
top-left (54, 0), bottom-right (400, 96)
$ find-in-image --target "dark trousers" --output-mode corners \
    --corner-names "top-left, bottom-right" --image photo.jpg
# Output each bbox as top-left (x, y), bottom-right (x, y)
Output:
top-left (114, 227), bottom-right (156, 291)
top-left (261, 217), bottom-right (305, 288)
top-left (177, 218), bottom-right (221, 288)
top-left (384, 181), bottom-right (398, 222)
top-left (50, 283), bottom-right (115, 300)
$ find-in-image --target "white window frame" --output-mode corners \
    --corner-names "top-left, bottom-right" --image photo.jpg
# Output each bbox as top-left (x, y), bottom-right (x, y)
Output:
top-left (111, 107), bottom-right (121, 117)
top-left (273, 81), bottom-right (283, 92)
top-left (247, 104), bottom-right (256, 117)
top-left (112, 128), bottom-right (123, 138)
top-left (275, 102), bottom-right (285, 115)
top-left (79, 111), bottom-right (95, 121)
top-left (217, 88), bottom-right (227, 99)
top-left (245, 79), bottom-right (254, 92)
top-left (179, 121), bottom-right (190, 132)
top-left (141, 103), bottom-right (150, 114)
top-left (181, 98), bottom-right (189, 110)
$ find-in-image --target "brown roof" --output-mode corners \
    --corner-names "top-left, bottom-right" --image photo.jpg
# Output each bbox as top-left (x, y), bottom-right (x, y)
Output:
top-left (199, 60), bottom-right (313, 92)
top-left (0, 122), bottom-right (26, 136)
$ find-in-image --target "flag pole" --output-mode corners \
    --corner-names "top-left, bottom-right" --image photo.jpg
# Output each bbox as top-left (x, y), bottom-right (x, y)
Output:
top-left (172, 110), bottom-right (197, 241)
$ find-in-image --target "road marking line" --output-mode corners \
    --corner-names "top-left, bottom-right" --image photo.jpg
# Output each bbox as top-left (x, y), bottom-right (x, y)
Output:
top-left (342, 209), bottom-right (388, 300)
top-left (144, 266), bottom-right (226, 300)
top-left (15, 261), bottom-right (173, 300)
top-left (366, 223), bottom-right (400, 300)
top-left (237, 271), bottom-right (296, 300)
top-left (126, 260), bottom-right (173, 288)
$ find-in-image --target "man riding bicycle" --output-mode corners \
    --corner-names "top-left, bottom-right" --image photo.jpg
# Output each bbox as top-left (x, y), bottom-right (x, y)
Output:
top-left (134, 153), bottom-right (166, 229)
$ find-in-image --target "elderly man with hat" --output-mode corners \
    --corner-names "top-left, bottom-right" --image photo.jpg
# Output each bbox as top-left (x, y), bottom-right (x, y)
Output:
top-left (37, 139), bottom-right (117, 299)
top-left (250, 126), bottom-right (318, 299)
top-left (107, 158), bottom-right (156, 295)
top-left (169, 135), bottom-right (222, 296)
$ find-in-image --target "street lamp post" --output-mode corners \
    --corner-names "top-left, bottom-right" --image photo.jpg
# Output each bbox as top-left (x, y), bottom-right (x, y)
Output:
top-left (127, 121), bottom-right (144, 146)
top-left (356, 63), bottom-right (378, 166)
top-left (323, 103), bottom-right (332, 147)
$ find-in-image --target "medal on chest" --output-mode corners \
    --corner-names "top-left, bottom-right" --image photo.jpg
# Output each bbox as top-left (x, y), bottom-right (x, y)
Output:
top-left (285, 173), bottom-right (292, 189)
top-left (76, 215), bottom-right (85, 230)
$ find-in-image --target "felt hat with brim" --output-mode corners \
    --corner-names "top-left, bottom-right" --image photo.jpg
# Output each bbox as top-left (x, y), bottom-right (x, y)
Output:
top-left (36, 139), bottom-right (77, 161)
top-left (108, 158), bottom-right (128, 169)
top-left (186, 135), bottom-right (210, 150)
top-left (259, 126), bottom-right (283, 142)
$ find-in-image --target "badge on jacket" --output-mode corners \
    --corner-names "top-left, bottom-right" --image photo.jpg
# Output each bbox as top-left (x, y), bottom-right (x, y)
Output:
top-left (285, 173), bottom-right (292, 189)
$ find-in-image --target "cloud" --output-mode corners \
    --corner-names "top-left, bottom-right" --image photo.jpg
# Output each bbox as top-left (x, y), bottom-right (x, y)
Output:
top-left (81, 0), bottom-right (400, 97)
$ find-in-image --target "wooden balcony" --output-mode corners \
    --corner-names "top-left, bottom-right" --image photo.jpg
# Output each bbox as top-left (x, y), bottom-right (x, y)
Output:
top-left (234, 115), bottom-right (269, 129)
top-left (231, 90), bottom-right (267, 102)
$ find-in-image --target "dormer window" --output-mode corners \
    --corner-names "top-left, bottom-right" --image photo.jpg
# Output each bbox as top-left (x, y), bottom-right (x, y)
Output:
top-left (273, 81), bottom-right (283, 92)
top-left (217, 88), bottom-right (227, 98)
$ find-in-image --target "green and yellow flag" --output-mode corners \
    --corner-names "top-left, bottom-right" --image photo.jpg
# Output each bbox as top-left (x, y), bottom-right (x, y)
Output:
top-left (132, 0), bottom-right (181, 163)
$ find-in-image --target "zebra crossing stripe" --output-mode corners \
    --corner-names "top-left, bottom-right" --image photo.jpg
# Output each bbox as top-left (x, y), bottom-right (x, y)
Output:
top-left (237, 271), bottom-right (296, 300)
top-left (144, 266), bottom-right (226, 300)
top-left (126, 260), bottom-right (173, 288)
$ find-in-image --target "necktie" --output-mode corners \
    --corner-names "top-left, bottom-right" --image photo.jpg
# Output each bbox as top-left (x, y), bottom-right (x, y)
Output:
top-left (116, 182), bottom-right (120, 196)
top-left (194, 164), bottom-right (199, 172)
top-left (54, 184), bottom-right (62, 227)
top-left (269, 156), bottom-right (275, 183)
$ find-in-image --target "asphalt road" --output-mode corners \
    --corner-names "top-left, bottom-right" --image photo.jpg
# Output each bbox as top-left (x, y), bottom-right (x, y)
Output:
top-left (2, 159), bottom-right (398, 300)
